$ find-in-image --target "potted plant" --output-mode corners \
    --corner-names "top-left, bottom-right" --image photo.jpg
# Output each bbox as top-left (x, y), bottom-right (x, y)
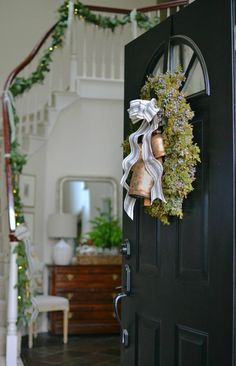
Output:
top-left (76, 199), bottom-right (122, 264)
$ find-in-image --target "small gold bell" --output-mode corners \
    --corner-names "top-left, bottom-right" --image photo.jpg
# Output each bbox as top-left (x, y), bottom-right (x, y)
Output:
top-left (129, 145), bottom-right (153, 199)
top-left (151, 130), bottom-right (166, 159)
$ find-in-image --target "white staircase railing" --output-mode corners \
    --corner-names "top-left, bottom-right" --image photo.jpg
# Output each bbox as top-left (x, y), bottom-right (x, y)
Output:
top-left (12, 1), bottom-right (189, 148)
top-left (6, 241), bottom-right (18, 366)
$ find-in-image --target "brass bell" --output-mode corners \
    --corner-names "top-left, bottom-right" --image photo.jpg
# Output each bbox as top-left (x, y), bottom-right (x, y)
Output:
top-left (151, 130), bottom-right (166, 159)
top-left (129, 145), bottom-right (153, 200)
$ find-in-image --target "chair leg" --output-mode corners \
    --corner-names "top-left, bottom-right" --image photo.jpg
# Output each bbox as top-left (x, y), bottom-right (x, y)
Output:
top-left (33, 321), bottom-right (38, 339)
top-left (28, 322), bottom-right (34, 349)
top-left (63, 310), bottom-right (68, 344)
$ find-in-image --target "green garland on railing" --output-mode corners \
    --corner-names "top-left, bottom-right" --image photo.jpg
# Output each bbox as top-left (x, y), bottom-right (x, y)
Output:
top-left (11, 135), bottom-right (30, 323)
top-left (16, 242), bottom-right (32, 323)
top-left (10, 0), bottom-right (159, 97)
top-left (7, 0), bottom-right (160, 322)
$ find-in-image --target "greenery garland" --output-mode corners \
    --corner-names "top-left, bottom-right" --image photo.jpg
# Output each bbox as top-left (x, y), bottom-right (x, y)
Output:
top-left (10, 1), bottom-right (159, 98)
top-left (124, 69), bottom-right (200, 225)
top-left (7, 1), bottom-right (159, 322)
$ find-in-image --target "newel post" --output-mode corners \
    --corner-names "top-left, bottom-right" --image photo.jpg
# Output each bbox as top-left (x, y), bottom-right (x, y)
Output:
top-left (6, 240), bottom-right (18, 366)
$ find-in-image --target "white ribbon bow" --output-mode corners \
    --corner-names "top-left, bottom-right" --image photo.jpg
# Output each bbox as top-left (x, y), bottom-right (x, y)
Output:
top-left (121, 98), bottom-right (166, 220)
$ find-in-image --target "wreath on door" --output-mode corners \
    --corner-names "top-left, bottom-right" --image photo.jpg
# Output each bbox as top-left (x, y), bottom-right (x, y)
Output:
top-left (121, 68), bottom-right (200, 225)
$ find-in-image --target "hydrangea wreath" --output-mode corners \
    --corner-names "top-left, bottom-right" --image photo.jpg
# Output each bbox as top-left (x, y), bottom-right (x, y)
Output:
top-left (123, 69), bottom-right (201, 225)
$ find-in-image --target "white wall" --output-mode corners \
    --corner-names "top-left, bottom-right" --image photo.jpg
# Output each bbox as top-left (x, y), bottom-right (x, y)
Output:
top-left (42, 96), bottom-right (123, 262)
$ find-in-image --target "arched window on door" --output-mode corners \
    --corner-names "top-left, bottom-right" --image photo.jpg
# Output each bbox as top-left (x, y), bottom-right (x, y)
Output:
top-left (147, 35), bottom-right (210, 98)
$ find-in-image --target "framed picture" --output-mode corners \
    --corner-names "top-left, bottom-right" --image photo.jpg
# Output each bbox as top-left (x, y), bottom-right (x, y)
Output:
top-left (24, 212), bottom-right (34, 241)
top-left (19, 174), bottom-right (36, 207)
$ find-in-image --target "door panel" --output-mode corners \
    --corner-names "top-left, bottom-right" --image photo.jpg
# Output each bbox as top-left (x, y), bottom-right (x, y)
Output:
top-left (121, 0), bottom-right (235, 365)
top-left (176, 107), bottom-right (209, 284)
top-left (135, 315), bottom-right (161, 366)
top-left (176, 325), bottom-right (208, 366)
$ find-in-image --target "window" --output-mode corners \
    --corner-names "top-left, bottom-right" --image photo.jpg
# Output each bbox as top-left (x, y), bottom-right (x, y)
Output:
top-left (149, 35), bottom-right (210, 98)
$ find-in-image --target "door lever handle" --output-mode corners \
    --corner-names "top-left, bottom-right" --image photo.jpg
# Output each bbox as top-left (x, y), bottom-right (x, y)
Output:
top-left (113, 292), bottom-right (129, 347)
top-left (113, 292), bottom-right (126, 327)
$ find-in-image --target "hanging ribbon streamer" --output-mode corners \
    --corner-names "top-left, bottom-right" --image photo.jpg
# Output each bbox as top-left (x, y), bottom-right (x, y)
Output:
top-left (121, 98), bottom-right (166, 220)
top-left (15, 223), bottom-right (39, 321)
top-left (3, 90), bottom-right (16, 143)
top-left (15, 224), bottom-right (34, 274)
top-left (130, 9), bottom-right (138, 39)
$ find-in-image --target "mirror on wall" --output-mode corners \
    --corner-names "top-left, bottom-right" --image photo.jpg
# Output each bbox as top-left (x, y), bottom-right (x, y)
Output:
top-left (58, 176), bottom-right (118, 242)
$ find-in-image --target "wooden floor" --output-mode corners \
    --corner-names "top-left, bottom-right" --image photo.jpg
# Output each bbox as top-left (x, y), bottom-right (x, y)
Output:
top-left (21, 333), bottom-right (120, 366)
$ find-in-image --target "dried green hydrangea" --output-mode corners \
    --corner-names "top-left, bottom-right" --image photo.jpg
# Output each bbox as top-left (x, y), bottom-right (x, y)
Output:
top-left (125, 69), bottom-right (200, 225)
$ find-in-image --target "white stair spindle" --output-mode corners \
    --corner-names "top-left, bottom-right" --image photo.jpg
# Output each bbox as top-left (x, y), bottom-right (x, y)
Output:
top-left (177, 6), bottom-right (180, 12)
top-left (157, 9), bottom-right (161, 21)
top-left (82, 24), bottom-right (88, 78)
top-left (167, 7), bottom-right (171, 17)
top-left (18, 99), bottom-right (23, 145)
top-left (119, 36), bottom-right (124, 81)
top-left (33, 91), bottom-right (38, 135)
top-left (69, 19), bottom-right (78, 91)
top-left (59, 50), bottom-right (64, 91)
top-left (148, 11), bottom-right (152, 23)
top-left (6, 241), bottom-right (18, 366)
top-left (25, 96), bottom-right (30, 135)
top-left (69, 54), bottom-right (77, 92)
top-left (48, 61), bottom-right (53, 107)
top-left (91, 26), bottom-right (97, 78)
top-left (101, 28), bottom-right (106, 79)
top-left (110, 32), bottom-right (115, 80)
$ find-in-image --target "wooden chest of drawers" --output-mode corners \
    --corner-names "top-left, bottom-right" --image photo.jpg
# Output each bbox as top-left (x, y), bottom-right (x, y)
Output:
top-left (48, 264), bottom-right (121, 335)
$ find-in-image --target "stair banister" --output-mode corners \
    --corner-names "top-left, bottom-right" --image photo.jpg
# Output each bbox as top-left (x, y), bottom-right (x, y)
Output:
top-left (87, 0), bottom-right (189, 14)
top-left (1, 22), bottom-right (58, 366)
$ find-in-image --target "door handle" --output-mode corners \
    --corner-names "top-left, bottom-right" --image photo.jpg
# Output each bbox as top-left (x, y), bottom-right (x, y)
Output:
top-left (113, 292), bottom-right (126, 327)
top-left (113, 292), bottom-right (129, 347)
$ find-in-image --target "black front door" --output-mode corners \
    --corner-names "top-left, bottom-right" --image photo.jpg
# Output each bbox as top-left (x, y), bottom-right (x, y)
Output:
top-left (120, 1), bottom-right (236, 365)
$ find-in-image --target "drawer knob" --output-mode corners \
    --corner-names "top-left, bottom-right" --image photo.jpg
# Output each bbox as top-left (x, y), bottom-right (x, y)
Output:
top-left (66, 274), bottom-right (74, 281)
top-left (67, 293), bottom-right (74, 300)
top-left (112, 274), bottom-right (118, 281)
top-left (68, 312), bottom-right (73, 319)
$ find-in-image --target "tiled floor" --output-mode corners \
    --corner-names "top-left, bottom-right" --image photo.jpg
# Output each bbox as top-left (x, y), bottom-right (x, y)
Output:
top-left (21, 333), bottom-right (120, 366)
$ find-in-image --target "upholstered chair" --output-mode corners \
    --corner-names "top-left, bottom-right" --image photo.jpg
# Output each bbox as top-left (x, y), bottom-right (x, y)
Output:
top-left (27, 248), bottom-right (69, 348)
top-left (28, 295), bottom-right (69, 348)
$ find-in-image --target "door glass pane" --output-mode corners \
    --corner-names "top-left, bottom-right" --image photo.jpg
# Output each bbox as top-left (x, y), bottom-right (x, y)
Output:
top-left (182, 58), bottom-right (205, 96)
top-left (172, 44), bottom-right (194, 73)
top-left (152, 54), bottom-right (164, 76)
top-left (172, 44), bottom-right (181, 69)
top-left (150, 41), bottom-right (206, 97)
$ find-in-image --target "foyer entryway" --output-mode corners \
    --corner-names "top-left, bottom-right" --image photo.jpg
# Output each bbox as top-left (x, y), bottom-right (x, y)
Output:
top-left (21, 334), bottom-right (120, 366)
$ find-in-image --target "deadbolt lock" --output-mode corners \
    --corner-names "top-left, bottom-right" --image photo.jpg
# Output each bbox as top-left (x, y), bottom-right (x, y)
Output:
top-left (120, 239), bottom-right (131, 258)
